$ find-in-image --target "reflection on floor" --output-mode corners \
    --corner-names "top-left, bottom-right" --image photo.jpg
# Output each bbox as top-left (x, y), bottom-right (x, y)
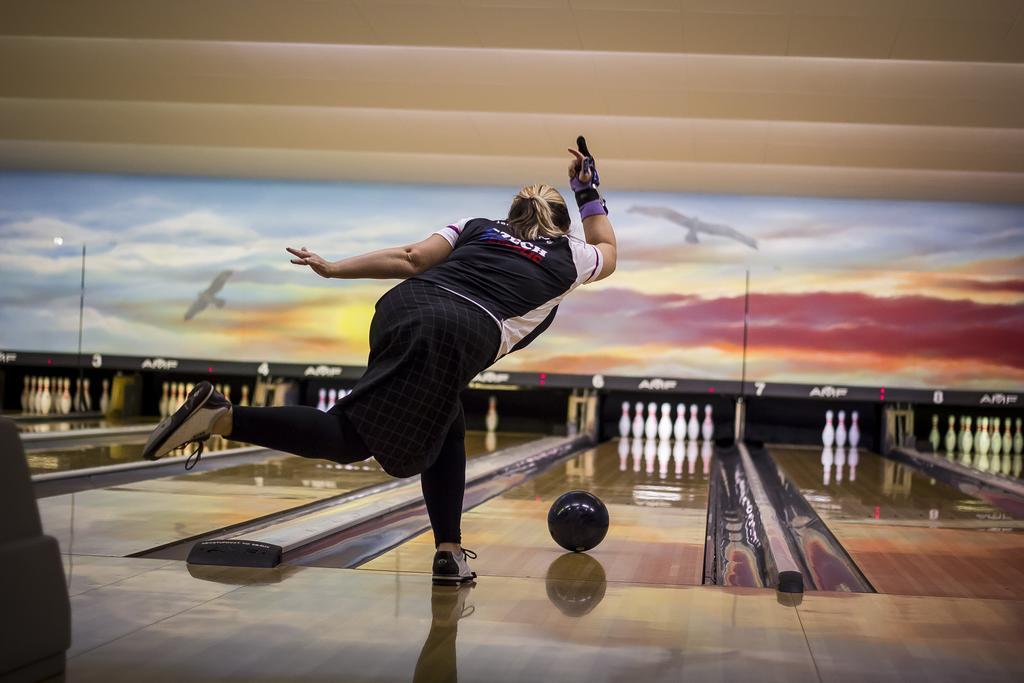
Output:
top-left (362, 439), bottom-right (711, 586)
top-left (772, 446), bottom-right (1024, 599)
top-left (62, 556), bottom-right (1024, 682)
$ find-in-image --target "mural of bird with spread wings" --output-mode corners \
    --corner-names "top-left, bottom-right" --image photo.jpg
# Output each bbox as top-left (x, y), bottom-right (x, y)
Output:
top-left (629, 205), bottom-right (758, 250)
top-left (184, 270), bottom-right (233, 321)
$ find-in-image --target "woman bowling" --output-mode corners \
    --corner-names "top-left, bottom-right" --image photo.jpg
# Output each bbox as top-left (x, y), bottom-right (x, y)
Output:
top-left (143, 140), bottom-right (617, 584)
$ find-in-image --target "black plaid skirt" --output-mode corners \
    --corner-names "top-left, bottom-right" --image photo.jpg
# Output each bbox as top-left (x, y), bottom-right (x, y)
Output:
top-left (333, 279), bottom-right (501, 478)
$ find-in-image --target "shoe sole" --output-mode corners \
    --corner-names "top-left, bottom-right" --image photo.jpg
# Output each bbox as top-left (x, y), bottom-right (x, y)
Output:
top-left (143, 383), bottom-right (216, 461)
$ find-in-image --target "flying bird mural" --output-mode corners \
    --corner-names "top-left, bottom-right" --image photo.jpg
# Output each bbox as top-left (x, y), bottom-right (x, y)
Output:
top-left (629, 205), bottom-right (758, 250)
top-left (184, 270), bottom-right (233, 321)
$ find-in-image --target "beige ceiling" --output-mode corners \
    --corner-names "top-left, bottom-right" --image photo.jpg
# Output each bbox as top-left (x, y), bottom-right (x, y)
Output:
top-left (1, 0), bottom-right (1023, 201)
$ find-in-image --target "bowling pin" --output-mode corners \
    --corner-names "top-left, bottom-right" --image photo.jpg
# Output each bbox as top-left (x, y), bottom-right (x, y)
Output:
top-left (977, 417), bottom-right (991, 459)
top-left (687, 404), bottom-right (699, 441)
top-left (673, 403), bottom-right (686, 441)
top-left (821, 445), bottom-right (834, 486)
top-left (929, 415), bottom-right (941, 452)
top-left (485, 396), bottom-right (499, 433)
top-left (40, 377), bottom-right (52, 415)
top-left (835, 445), bottom-right (847, 484)
top-left (1015, 418), bottom-right (1023, 456)
top-left (848, 446), bottom-right (859, 481)
top-left (26, 376), bottom-right (37, 414)
top-left (618, 437), bottom-right (630, 471)
top-left (961, 416), bottom-right (973, 456)
top-left (223, 385), bottom-right (232, 403)
top-left (632, 402), bottom-right (645, 439)
top-left (835, 410), bottom-right (847, 448)
top-left (159, 382), bottom-right (169, 418)
top-left (944, 415), bottom-right (956, 455)
top-left (644, 437), bottom-right (656, 474)
top-left (631, 436), bottom-right (643, 472)
top-left (618, 402), bottom-right (631, 439)
top-left (317, 388), bottom-right (327, 411)
top-left (849, 411), bottom-right (860, 448)
top-left (20, 377), bottom-right (30, 414)
top-left (82, 378), bottom-right (92, 411)
top-left (240, 384), bottom-right (250, 407)
top-left (822, 410), bottom-right (835, 448)
top-left (327, 388), bottom-right (337, 411)
top-left (701, 404), bottom-right (714, 442)
top-left (644, 402), bottom-right (658, 440)
top-left (59, 378), bottom-right (72, 414)
top-left (100, 378), bottom-right (111, 414)
top-left (658, 403), bottom-right (673, 441)
top-left (1001, 418), bottom-right (1012, 457)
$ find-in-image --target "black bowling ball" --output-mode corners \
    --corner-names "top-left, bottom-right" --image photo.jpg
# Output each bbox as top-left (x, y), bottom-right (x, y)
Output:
top-left (547, 490), bottom-right (609, 553)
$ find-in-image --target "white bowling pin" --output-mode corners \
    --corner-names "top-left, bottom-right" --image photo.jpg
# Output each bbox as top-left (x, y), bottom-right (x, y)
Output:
top-left (991, 418), bottom-right (1002, 457)
top-left (701, 404), bottom-right (714, 442)
top-left (632, 402), bottom-right (645, 439)
top-left (485, 396), bottom-right (499, 433)
top-left (687, 404), bottom-right (699, 441)
top-left (223, 385), bottom-right (232, 403)
top-left (835, 410), bottom-right (847, 448)
top-left (100, 378), bottom-right (111, 414)
top-left (327, 388), bottom-right (338, 411)
top-left (849, 411), bottom-right (860, 448)
top-left (961, 416), bottom-right (973, 456)
top-left (159, 382), bottom-right (169, 418)
top-left (977, 417), bottom-right (990, 460)
top-left (658, 403), bottom-right (673, 441)
top-left (240, 384), bottom-right (250, 407)
top-left (20, 377), bottom-right (30, 414)
top-left (82, 378), bottom-right (92, 411)
top-left (822, 410), bottom-right (835, 448)
top-left (673, 403), bottom-right (686, 441)
top-left (944, 416), bottom-right (956, 455)
top-left (317, 388), bottom-right (327, 411)
top-left (644, 402), bottom-right (658, 440)
top-left (1002, 418), bottom-right (1012, 457)
top-left (59, 378), bottom-right (72, 414)
top-left (928, 415), bottom-right (941, 452)
top-left (40, 377), bottom-right (52, 415)
top-left (1015, 418), bottom-right (1023, 456)
top-left (618, 402), bottom-right (631, 439)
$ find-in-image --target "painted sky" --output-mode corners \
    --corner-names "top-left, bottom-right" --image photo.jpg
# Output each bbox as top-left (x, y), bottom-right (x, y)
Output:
top-left (1, 171), bottom-right (1022, 391)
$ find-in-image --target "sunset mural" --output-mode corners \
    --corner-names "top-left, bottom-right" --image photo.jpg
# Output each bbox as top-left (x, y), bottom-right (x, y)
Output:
top-left (1, 171), bottom-right (1022, 391)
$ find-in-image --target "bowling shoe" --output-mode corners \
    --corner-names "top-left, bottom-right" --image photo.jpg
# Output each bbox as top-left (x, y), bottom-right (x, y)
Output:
top-left (142, 381), bottom-right (230, 469)
top-left (432, 548), bottom-right (478, 585)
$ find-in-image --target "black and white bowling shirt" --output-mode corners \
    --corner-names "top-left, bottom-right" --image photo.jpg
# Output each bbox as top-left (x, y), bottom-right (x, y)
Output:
top-left (413, 217), bottom-right (604, 359)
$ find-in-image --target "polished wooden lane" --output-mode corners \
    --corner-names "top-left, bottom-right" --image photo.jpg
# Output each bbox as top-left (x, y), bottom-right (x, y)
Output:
top-left (38, 431), bottom-right (538, 557)
top-left (61, 556), bottom-right (1024, 682)
top-left (771, 446), bottom-right (1024, 599)
top-left (361, 438), bottom-right (711, 586)
top-left (25, 433), bottom-right (247, 474)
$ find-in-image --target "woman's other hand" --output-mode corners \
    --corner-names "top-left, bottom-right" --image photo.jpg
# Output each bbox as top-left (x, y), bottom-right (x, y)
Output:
top-left (287, 246), bottom-right (335, 278)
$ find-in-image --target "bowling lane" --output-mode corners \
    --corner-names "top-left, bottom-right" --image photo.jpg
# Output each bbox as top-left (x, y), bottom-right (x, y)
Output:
top-left (770, 445), bottom-right (1024, 599)
top-left (16, 415), bottom-right (155, 434)
top-left (25, 434), bottom-right (248, 475)
top-left (361, 436), bottom-right (713, 586)
top-left (39, 431), bottom-right (538, 557)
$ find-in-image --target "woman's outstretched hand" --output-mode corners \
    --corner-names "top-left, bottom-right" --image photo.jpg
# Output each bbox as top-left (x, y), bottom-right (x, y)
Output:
top-left (287, 246), bottom-right (335, 278)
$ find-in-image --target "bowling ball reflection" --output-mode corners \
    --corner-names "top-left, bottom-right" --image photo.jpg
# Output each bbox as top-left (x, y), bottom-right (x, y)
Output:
top-left (545, 553), bottom-right (607, 617)
top-left (547, 490), bottom-right (609, 552)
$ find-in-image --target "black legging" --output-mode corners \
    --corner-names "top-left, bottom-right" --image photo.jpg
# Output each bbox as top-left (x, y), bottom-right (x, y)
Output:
top-left (231, 404), bottom-right (466, 546)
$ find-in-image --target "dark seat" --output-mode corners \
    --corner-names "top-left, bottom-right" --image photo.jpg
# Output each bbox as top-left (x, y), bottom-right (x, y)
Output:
top-left (0, 417), bottom-right (70, 682)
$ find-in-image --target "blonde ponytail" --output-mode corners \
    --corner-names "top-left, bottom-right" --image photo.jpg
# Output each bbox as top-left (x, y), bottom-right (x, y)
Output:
top-left (506, 184), bottom-right (571, 241)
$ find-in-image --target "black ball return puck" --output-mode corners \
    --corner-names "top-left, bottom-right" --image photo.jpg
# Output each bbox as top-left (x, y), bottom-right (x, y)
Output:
top-left (187, 539), bottom-right (283, 568)
top-left (777, 570), bottom-right (804, 594)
